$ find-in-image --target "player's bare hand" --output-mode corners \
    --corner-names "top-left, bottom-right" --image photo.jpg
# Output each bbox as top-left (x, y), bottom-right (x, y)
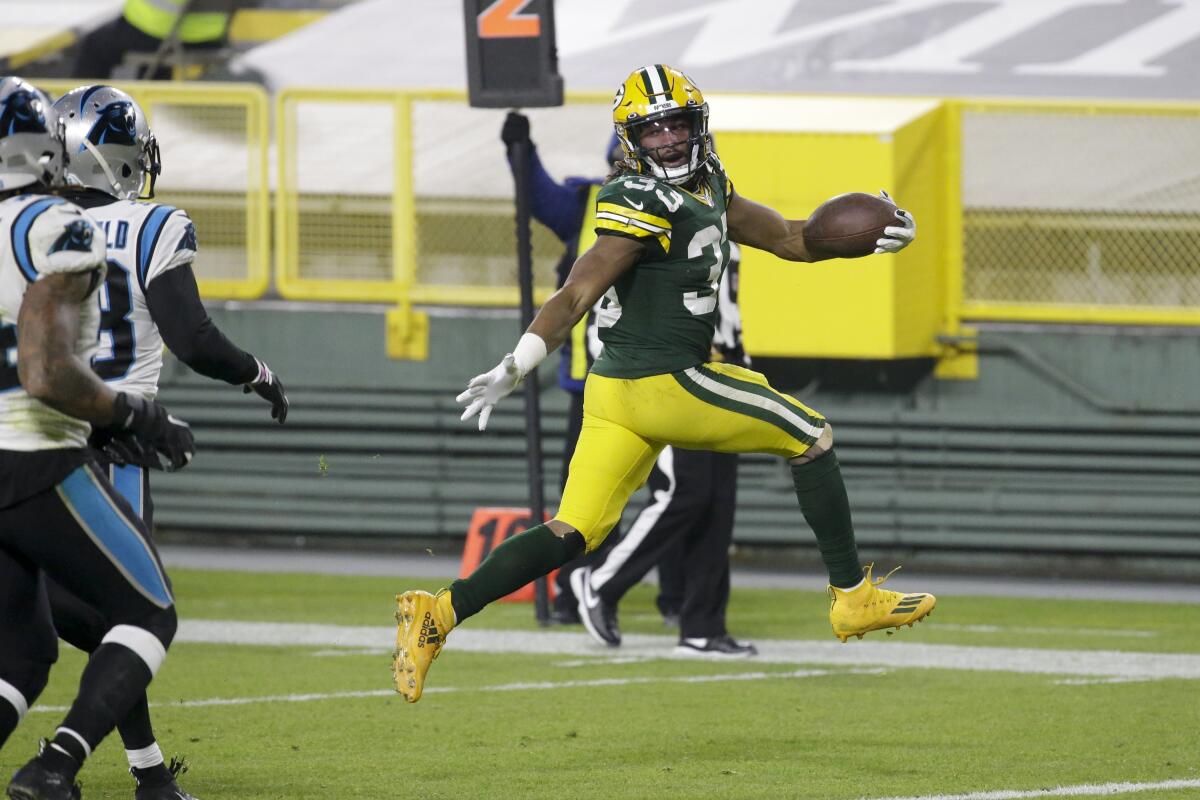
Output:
top-left (875, 190), bottom-right (916, 254)
top-left (455, 354), bottom-right (522, 432)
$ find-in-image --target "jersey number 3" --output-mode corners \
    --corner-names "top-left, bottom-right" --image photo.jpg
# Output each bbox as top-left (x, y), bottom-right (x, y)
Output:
top-left (683, 215), bottom-right (728, 316)
top-left (95, 259), bottom-right (135, 380)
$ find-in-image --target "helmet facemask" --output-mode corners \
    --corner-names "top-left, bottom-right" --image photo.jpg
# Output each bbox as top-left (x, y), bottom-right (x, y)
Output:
top-left (619, 106), bottom-right (710, 186)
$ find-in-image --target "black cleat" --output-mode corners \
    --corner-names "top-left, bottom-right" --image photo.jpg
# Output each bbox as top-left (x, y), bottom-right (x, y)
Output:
top-left (6, 759), bottom-right (81, 800)
top-left (569, 566), bottom-right (620, 647)
top-left (674, 634), bottom-right (758, 659)
top-left (132, 757), bottom-right (198, 800)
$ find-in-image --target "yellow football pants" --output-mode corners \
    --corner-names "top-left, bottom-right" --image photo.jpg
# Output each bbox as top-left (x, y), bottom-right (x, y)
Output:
top-left (556, 362), bottom-right (826, 551)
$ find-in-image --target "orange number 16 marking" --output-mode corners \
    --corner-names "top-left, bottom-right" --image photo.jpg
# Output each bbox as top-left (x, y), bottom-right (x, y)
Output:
top-left (478, 0), bottom-right (540, 38)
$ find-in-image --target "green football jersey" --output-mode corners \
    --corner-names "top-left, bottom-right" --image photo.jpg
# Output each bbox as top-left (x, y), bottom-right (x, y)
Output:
top-left (590, 165), bottom-right (734, 379)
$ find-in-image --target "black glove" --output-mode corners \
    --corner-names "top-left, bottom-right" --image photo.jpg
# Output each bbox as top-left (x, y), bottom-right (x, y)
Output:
top-left (88, 426), bottom-right (150, 468)
top-left (500, 111), bottom-right (530, 147)
top-left (243, 357), bottom-right (288, 423)
top-left (113, 392), bottom-right (195, 472)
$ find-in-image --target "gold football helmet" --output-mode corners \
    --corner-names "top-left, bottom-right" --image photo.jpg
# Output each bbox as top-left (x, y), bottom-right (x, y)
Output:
top-left (612, 64), bottom-right (711, 186)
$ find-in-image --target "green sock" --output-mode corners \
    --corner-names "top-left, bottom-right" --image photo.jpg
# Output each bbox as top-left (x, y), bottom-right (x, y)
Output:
top-left (448, 523), bottom-right (584, 624)
top-left (791, 450), bottom-right (863, 588)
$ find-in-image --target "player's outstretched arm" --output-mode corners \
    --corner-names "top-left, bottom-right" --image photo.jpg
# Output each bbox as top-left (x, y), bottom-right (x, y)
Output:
top-left (146, 264), bottom-right (289, 423)
top-left (456, 235), bottom-right (642, 431)
top-left (532, 234), bottom-right (643, 352)
top-left (728, 191), bottom-right (916, 261)
top-left (727, 193), bottom-right (817, 262)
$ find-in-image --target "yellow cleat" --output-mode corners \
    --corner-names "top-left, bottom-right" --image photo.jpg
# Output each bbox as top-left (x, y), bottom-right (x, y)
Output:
top-left (392, 590), bottom-right (452, 703)
top-left (828, 564), bottom-right (936, 643)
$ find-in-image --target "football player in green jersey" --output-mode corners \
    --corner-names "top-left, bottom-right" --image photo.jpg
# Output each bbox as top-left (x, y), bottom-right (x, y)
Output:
top-left (392, 64), bottom-right (931, 703)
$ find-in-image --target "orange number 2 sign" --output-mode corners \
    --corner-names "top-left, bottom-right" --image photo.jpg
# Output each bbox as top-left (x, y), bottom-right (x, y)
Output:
top-left (477, 0), bottom-right (540, 38)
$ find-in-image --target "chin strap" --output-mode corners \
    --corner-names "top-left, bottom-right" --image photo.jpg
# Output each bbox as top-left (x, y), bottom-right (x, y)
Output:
top-left (80, 137), bottom-right (123, 198)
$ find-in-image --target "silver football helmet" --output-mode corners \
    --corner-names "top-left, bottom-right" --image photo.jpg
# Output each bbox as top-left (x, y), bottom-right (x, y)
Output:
top-left (0, 76), bottom-right (64, 191)
top-left (54, 85), bottom-right (160, 200)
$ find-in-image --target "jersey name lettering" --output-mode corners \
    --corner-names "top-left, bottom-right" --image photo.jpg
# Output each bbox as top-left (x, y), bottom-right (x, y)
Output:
top-left (99, 219), bottom-right (129, 249)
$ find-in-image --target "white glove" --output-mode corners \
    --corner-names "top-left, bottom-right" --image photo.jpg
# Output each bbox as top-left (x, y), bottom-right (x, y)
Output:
top-left (874, 189), bottom-right (916, 254)
top-left (456, 353), bottom-right (522, 431)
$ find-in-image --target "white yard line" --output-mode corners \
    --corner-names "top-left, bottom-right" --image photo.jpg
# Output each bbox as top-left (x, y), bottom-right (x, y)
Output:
top-left (176, 620), bottom-right (1200, 681)
top-left (865, 778), bottom-right (1200, 799)
top-left (28, 667), bottom-right (884, 714)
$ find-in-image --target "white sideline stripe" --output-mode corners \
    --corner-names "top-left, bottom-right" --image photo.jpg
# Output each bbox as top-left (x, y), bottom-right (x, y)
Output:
top-left (29, 667), bottom-right (880, 714)
top-left (173, 621), bottom-right (1200, 681)
top-left (865, 778), bottom-right (1200, 800)
top-left (936, 624), bottom-right (1157, 639)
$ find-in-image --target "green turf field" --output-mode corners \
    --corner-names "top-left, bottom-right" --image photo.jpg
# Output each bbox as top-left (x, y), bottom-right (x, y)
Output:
top-left (3, 569), bottom-right (1198, 800)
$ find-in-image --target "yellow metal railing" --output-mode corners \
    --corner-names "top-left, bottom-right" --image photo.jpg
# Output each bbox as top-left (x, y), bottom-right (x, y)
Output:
top-left (274, 90), bottom-right (1200, 332)
top-left (274, 87), bottom-right (611, 306)
top-left (29, 82), bottom-right (1200, 338)
top-left (274, 88), bottom-right (412, 302)
top-left (40, 80), bottom-right (270, 301)
top-left (954, 97), bottom-right (1200, 327)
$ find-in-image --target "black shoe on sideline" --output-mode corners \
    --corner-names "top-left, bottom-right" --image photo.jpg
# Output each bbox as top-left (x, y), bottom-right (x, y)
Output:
top-left (6, 759), bottom-right (81, 800)
top-left (674, 634), bottom-right (758, 659)
top-left (569, 566), bottom-right (621, 647)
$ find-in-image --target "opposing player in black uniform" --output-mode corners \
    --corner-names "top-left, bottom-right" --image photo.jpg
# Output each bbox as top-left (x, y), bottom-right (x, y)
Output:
top-left (0, 76), bottom-right (194, 800)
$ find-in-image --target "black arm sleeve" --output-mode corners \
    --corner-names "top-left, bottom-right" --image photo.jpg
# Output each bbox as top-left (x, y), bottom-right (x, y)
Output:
top-left (145, 263), bottom-right (259, 385)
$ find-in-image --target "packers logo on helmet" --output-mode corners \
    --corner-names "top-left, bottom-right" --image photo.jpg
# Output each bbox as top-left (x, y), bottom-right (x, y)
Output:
top-left (612, 64), bottom-right (711, 186)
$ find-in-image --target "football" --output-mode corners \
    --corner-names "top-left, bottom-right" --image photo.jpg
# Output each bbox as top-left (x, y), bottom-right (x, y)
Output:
top-left (802, 192), bottom-right (898, 259)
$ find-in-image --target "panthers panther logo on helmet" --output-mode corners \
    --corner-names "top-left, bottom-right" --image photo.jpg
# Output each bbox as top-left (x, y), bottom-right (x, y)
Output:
top-left (0, 77), bottom-right (65, 191)
top-left (54, 85), bottom-right (160, 201)
top-left (611, 64), bottom-right (712, 186)
top-left (85, 101), bottom-right (139, 148)
top-left (0, 90), bottom-right (47, 136)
